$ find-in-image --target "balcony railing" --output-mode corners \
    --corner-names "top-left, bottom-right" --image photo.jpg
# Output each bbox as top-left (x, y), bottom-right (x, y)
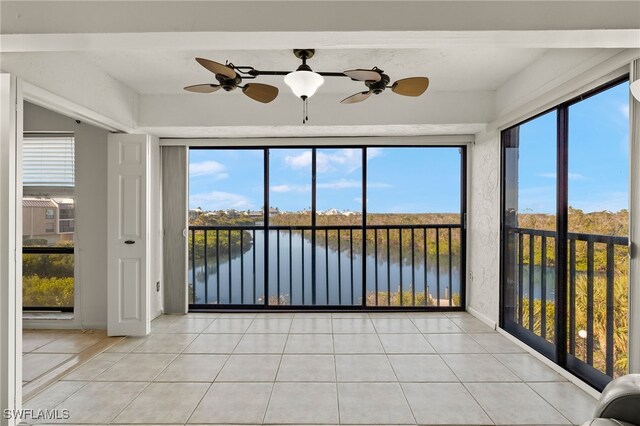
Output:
top-left (188, 223), bottom-right (463, 309)
top-left (507, 227), bottom-right (628, 385)
top-left (23, 245), bottom-right (74, 312)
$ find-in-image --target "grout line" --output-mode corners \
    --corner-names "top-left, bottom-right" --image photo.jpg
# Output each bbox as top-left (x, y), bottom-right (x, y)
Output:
top-left (372, 326), bottom-right (418, 425)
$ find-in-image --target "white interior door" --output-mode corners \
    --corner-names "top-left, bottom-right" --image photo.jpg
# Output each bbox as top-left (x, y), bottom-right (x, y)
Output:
top-left (107, 134), bottom-right (150, 336)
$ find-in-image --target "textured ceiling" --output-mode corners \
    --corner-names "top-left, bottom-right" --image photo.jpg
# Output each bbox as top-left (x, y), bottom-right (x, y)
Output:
top-left (83, 47), bottom-right (548, 95)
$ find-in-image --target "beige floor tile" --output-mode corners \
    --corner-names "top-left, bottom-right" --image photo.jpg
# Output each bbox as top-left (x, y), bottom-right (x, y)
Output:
top-left (23, 353), bottom-right (74, 381)
top-left (22, 333), bottom-right (60, 353)
top-left (470, 333), bottom-right (527, 353)
top-left (294, 312), bottom-right (332, 318)
top-left (234, 333), bottom-right (288, 354)
top-left (371, 318), bottom-right (419, 333)
top-left (104, 337), bottom-right (146, 353)
top-left (528, 382), bottom-right (597, 425)
top-left (264, 383), bottom-right (339, 424)
top-left (246, 318), bottom-right (292, 333)
top-left (338, 382), bottom-right (415, 425)
top-left (450, 317), bottom-right (495, 333)
top-left (188, 382), bottom-right (272, 424)
top-left (132, 333), bottom-right (197, 353)
top-left (23, 380), bottom-right (86, 411)
top-left (425, 333), bottom-right (487, 353)
top-left (155, 354), bottom-right (228, 382)
top-left (183, 333), bottom-right (242, 354)
top-left (289, 318), bottom-right (332, 333)
top-left (336, 355), bottom-right (397, 382)
top-left (284, 334), bottom-right (334, 354)
top-left (95, 353), bottom-right (176, 381)
top-left (154, 318), bottom-right (215, 334)
top-left (203, 318), bottom-right (254, 333)
top-left (368, 312), bottom-right (409, 318)
top-left (114, 382), bottom-right (209, 424)
top-left (494, 353), bottom-right (566, 382)
top-left (216, 354), bottom-right (281, 382)
top-left (379, 333), bottom-right (436, 354)
top-left (34, 334), bottom-right (105, 354)
top-left (63, 353), bottom-right (125, 381)
top-left (276, 355), bottom-right (336, 382)
top-left (331, 312), bottom-right (370, 318)
top-left (442, 354), bottom-right (521, 382)
top-left (465, 382), bottom-right (570, 425)
top-left (333, 334), bottom-right (384, 354)
top-left (411, 317), bottom-right (463, 333)
top-left (332, 318), bottom-right (376, 333)
top-left (403, 382), bottom-right (492, 424)
top-left (388, 354), bottom-right (458, 382)
top-left (49, 381), bottom-right (146, 424)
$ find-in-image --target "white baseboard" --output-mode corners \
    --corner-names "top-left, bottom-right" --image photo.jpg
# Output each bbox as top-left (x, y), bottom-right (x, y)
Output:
top-left (466, 306), bottom-right (498, 330)
top-left (495, 327), bottom-right (602, 399)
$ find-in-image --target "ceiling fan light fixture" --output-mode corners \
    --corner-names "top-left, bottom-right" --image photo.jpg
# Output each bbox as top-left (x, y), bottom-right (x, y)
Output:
top-left (631, 79), bottom-right (640, 102)
top-left (284, 69), bottom-right (324, 99)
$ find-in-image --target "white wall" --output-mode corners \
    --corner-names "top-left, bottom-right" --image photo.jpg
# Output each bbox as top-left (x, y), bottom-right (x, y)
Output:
top-left (149, 136), bottom-right (163, 319)
top-left (23, 102), bottom-right (109, 329)
top-left (467, 130), bottom-right (501, 325)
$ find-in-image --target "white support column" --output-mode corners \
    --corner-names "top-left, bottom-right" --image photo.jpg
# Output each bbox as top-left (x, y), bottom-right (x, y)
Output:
top-left (0, 74), bottom-right (22, 425)
top-left (629, 60), bottom-right (640, 375)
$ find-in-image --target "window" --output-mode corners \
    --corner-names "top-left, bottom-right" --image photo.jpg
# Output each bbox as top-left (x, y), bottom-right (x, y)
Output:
top-left (188, 146), bottom-right (466, 309)
top-left (22, 134), bottom-right (75, 312)
top-left (501, 77), bottom-right (630, 390)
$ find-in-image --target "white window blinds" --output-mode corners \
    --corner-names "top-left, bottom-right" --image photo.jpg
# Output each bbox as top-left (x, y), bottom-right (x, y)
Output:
top-left (23, 136), bottom-right (75, 187)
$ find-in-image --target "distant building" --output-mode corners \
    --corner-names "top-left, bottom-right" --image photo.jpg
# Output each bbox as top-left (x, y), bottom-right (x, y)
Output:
top-left (269, 207), bottom-right (280, 217)
top-left (23, 197), bottom-right (74, 245)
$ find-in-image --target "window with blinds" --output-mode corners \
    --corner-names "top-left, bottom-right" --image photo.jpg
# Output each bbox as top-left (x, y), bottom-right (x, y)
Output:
top-left (23, 135), bottom-right (75, 187)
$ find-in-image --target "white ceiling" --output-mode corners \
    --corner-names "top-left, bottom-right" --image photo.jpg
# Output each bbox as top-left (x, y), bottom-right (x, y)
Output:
top-left (83, 47), bottom-right (548, 96)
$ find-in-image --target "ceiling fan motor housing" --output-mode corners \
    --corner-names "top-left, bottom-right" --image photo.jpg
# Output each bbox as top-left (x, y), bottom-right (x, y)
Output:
top-left (215, 74), bottom-right (242, 91)
top-left (366, 73), bottom-right (390, 94)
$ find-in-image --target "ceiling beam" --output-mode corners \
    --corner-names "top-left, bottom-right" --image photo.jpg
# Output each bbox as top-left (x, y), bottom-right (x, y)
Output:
top-left (2, 1), bottom-right (639, 35)
top-left (2, 30), bottom-right (640, 53)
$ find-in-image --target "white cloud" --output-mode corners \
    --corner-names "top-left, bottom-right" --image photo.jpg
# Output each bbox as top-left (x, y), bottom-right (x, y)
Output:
top-left (189, 160), bottom-right (229, 180)
top-left (284, 151), bottom-right (312, 169)
top-left (270, 184), bottom-right (310, 193)
top-left (284, 148), bottom-right (380, 174)
top-left (190, 191), bottom-right (253, 210)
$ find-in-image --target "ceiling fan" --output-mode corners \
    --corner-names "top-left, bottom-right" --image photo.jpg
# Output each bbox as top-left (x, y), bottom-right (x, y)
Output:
top-left (184, 49), bottom-right (430, 120)
top-left (340, 67), bottom-right (429, 104)
top-left (184, 57), bottom-right (280, 103)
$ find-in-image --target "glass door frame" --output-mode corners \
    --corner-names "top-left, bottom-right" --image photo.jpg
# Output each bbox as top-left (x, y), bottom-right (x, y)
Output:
top-left (499, 75), bottom-right (630, 390)
top-left (188, 144), bottom-right (468, 311)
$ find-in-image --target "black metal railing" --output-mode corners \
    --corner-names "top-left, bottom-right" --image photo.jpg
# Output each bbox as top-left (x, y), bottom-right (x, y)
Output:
top-left (189, 223), bottom-right (463, 309)
top-left (507, 227), bottom-right (628, 384)
top-left (22, 246), bottom-right (74, 312)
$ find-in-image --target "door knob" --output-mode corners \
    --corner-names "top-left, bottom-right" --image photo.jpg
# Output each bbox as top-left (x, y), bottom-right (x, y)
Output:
top-left (124, 240), bottom-right (135, 245)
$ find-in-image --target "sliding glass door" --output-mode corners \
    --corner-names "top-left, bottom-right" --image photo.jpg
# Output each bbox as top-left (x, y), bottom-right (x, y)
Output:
top-left (501, 77), bottom-right (630, 390)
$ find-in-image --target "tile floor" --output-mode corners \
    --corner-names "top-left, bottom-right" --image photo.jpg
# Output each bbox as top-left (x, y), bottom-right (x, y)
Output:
top-left (24, 312), bottom-right (598, 425)
top-left (22, 329), bottom-right (110, 385)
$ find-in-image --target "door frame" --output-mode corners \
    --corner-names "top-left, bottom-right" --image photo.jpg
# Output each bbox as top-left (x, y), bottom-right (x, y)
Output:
top-left (186, 143), bottom-right (468, 311)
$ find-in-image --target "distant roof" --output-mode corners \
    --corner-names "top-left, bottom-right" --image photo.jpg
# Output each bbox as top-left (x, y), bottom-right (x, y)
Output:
top-left (23, 198), bottom-right (57, 208)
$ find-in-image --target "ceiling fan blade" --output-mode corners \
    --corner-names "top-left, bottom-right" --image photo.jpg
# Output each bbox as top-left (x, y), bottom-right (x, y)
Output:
top-left (340, 91), bottom-right (372, 104)
top-left (391, 77), bottom-right (429, 97)
top-left (195, 57), bottom-right (236, 79)
top-left (184, 84), bottom-right (221, 93)
top-left (343, 69), bottom-right (382, 82)
top-left (242, 83), bottom-right (279, 103)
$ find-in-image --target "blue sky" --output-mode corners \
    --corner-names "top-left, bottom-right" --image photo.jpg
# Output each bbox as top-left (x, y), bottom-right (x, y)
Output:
top-left (189, 81), bottom-right (629, 215)
top-left (189, 147), bottom-right (462, 213)
top-left (518, 80), bottom-right (629, 214)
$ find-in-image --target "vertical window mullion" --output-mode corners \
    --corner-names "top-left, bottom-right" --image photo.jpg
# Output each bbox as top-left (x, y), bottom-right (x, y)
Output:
top-left (555, 105), bottom-right (569, 367)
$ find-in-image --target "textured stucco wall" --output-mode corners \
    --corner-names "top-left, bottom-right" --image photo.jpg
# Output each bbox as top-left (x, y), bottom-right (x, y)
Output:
top-left (467, 130), bottom-right (501, 324)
